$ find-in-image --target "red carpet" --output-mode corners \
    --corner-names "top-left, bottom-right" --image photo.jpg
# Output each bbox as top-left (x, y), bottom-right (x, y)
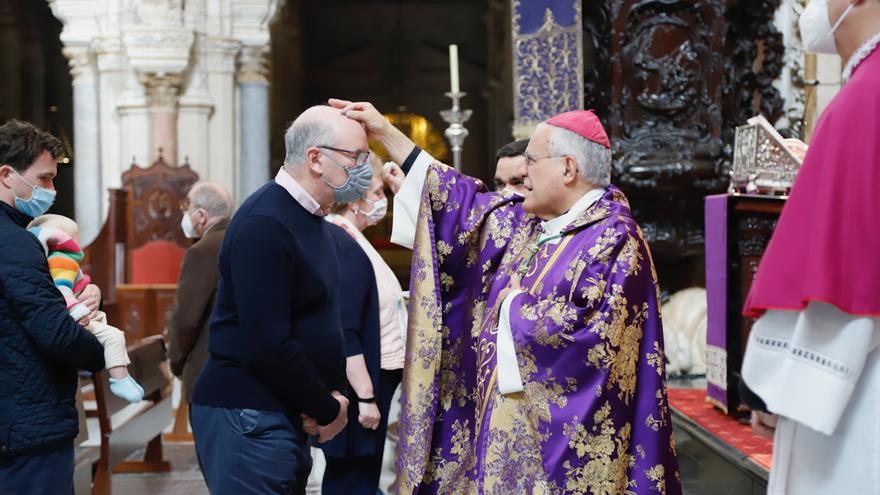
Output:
top-left (668, 388), bottom-right (773, 470)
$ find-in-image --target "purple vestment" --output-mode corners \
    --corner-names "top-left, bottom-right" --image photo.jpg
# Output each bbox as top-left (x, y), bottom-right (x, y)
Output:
top-left (398, 163), bottom-right (681, 494)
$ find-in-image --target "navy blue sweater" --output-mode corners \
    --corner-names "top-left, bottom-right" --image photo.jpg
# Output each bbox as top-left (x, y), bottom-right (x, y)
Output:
top-left (192, 182), bottom-right (347, 426)
top-left (0, 201), bottom-right (105, 456)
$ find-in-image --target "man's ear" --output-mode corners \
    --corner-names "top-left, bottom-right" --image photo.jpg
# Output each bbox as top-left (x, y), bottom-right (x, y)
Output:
top-left (562, 156), bottom-right (579, 185)
top-left (305, 147), bottom-right (324, 175)
top-left (0, 165), bottom-right (14, 188)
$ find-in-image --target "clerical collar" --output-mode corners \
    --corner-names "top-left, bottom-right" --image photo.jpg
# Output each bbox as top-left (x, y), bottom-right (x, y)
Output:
top-left (275, 167), bottom-right (325, 216)
top-left (539, 187), bottom-right (606, 241)
top-left (843, 32), bottom-right (880, 82)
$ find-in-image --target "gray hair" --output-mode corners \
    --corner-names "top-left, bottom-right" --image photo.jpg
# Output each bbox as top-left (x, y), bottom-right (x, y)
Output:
top-left (189, 181), bottom-right (233, 219)
top-left (544, 124), bottom-right (612, 187)
top-left (283, 118), bottom-right (337, 167)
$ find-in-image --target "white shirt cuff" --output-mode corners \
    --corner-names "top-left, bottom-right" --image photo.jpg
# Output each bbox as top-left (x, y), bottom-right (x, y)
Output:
top-left (390, 151), bottom-right (435, 250)
top-left (497, 289), bottom-right (525, 395)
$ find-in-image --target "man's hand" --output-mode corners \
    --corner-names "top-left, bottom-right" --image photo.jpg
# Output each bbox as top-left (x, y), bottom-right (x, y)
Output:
top-left (497, 272), bottom-right (522, 304)
top-left (77, 315), bottom-right (91, 327)
top-left (328, 99), bottom-right (389, 136)
top-left (301, 413), bottom-right (319, 437)
top-left (317, 391), bottom-right (349, 443)
top-left (357, 401), bottom-right (381, 430)
top-left (329, 98), bottom-right (414, 164)
top-left (750, 410), bottom-right (779, 439)
top-left (79, 284), bottom-right (102, 315)
top-left (383, 162), bottom-right (405, 194)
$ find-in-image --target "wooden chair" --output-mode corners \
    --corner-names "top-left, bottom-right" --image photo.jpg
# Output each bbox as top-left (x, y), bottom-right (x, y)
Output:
top-left (90, 336), bottom-right (173, 495)
top-left (83, 153), bottom-right (198, 339)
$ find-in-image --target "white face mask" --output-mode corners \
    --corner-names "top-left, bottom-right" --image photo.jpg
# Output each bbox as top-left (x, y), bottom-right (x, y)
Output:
top-left (181, 211), bottom-right (200, 239)
top-left (799, 0), bottom-right (856, 55)
top-left (357, 198), bottom-right (388, 226)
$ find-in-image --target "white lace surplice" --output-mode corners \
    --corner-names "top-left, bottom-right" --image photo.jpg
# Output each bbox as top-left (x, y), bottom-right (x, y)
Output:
top-left (742, 301), bottom-right (880, 495)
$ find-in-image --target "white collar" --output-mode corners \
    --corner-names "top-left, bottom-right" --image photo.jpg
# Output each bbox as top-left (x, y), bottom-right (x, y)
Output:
top-left (274, 167), bottom-right (324, 216)
top-left (538, 187), bottom-right (605, 241)
top-left (843, 32), bottom-right (880, 82)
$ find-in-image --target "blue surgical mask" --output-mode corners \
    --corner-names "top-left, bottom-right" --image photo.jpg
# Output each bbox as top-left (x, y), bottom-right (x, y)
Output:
top-left (320, 151), bottom-right (373, 204)
top-left (12, 171), bottom-right (56, 218)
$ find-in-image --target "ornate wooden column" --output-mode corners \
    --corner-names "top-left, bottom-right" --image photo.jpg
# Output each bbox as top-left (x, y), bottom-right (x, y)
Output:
top-left (579, 0), bottom-right (785, 291)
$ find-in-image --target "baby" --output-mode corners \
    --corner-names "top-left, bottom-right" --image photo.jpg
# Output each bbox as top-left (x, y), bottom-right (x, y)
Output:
top-left (29, 214), bottom-right (144, 403)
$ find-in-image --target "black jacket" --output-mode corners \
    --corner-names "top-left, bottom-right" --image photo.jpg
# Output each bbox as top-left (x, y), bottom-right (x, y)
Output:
top-left (0, 201), bottom-right (105, 456)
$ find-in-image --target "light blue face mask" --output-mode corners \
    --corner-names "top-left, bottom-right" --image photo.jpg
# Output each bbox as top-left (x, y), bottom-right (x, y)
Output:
top-left (12, 171), bottom-right (56, 218)
top-left (319, 148), bottom-right (373, 204)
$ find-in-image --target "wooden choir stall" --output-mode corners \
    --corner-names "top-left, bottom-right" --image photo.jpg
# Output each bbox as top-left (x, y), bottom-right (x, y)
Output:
top-left (82, 154), bottom-right (198, 341)
top-left (75, 155), bottom-right (199, 494)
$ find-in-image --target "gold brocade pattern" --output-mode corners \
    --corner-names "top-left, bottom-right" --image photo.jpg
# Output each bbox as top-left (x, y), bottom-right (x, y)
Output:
top-left (400, 163), bottom-right (679, 494)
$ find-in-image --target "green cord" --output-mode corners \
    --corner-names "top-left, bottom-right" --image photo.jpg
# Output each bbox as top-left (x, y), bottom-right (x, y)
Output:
top-left (517, 233), bottom-right (565, 275)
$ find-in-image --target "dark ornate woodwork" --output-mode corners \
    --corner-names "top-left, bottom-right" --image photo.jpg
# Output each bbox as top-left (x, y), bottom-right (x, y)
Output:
top-left (121, 154), bottom-right (198, 251)
top-left (583, 0), bottom-right (786, 275)
top-left (723, 195), bottom-right (783, 416)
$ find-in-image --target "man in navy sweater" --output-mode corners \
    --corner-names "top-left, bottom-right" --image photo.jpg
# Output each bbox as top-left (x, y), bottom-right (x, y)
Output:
top-left (192, 105), bottom-right (375, 494)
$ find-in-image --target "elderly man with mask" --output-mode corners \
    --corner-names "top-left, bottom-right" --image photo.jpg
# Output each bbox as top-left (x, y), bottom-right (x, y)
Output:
top-left (191, 105), bottom-right (373, 494)
top-left (165, 181), bottom-right (233, 407)
top-left (339, 99), bottom-right (680, 494)
top-left (740, 1), bottom-right (880, 494)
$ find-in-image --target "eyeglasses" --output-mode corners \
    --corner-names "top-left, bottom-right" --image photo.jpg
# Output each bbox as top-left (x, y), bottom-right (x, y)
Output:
top-left (523, 152), bottom-right (568, 168)
top-left (318, 145), bottom-right (371, 169)
top-left (179, 200), bottom-right (190, 213)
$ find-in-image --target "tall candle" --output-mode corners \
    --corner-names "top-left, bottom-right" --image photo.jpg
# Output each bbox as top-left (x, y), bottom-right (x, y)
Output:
top-left (449, 44), bottom-right (460, 94)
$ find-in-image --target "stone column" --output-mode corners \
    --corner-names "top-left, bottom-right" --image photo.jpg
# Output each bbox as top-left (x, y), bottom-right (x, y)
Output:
top-left (237, 46), bottom-right (271, 200)
top-left (64, 47), bottom-right (103, 245)
top-left (94, 37), bottom-right (128, 216)
top-left (203, 37), bottom-right (241, 197)
top-left (142, 74), bottom-right (185, 166)
top-left (178, 38), bottom-right (214, 177)
top-left (511, 1), bottom-right (583, 139)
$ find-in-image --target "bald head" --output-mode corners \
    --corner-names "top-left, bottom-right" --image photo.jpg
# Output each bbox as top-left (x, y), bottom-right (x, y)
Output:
top-left (188, 181), bottom-right (233, 220)
top-left (284, 105), bottom-right (368, 167)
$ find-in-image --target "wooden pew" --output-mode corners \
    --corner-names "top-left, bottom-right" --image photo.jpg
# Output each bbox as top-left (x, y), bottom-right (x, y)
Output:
top-left (90, 336), bottom-right (173, 495)
top-left (74, 378), bottom-right (99, 495)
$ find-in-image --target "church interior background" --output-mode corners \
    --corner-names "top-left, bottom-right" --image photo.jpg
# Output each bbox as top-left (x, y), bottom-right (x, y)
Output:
top-left (0, 0), bottom-right (851, 493)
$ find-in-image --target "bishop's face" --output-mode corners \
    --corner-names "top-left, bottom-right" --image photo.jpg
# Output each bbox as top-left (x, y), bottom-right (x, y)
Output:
top-left (520, 125), bottom-right (570, 220)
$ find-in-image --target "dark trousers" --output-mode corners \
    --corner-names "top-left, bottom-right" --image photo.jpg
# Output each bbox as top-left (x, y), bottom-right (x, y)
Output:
top-left (191, 404), bottom-right (311, 495)
top-left (0, 443), bottom-right (74, 495)
top-left (322, 368), bottom-right (403, 495)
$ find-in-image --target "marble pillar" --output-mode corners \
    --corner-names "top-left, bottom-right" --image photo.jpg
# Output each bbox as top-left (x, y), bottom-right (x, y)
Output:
top-left (94, 38), bottom-right (127, 218)
top-left (237, 46), bottom-right (271, 200)
top-left (142, 74), bottom-right (185, 166)
top-left (64, 47), bottom-right (102, 245)
top-left (179, 45), bottom-right (214, 177)
top-left (204, 38), bottom-right (241, 199)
